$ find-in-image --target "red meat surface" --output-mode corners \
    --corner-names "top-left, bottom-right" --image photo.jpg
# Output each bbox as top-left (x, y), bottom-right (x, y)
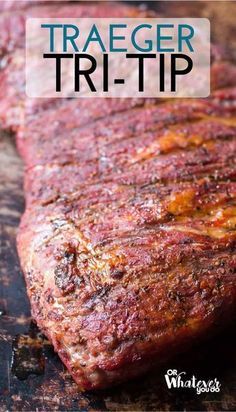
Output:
top-left (1, 1), bottom-right (236, 390)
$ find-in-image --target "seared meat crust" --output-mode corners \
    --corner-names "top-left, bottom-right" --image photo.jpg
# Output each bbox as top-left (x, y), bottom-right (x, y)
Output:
top-left (1, 1), bottom-right (236, 390)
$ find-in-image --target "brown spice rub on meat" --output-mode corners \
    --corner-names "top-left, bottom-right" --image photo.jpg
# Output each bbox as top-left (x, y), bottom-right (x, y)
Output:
top-left (17, 92), bottom-right (236, 389)
top-left (1, 1), bottom-right (236, 390)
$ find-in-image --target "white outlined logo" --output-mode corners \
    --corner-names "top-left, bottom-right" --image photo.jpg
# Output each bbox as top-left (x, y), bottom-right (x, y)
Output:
top-left (164, 369), bottom-right (221, 395)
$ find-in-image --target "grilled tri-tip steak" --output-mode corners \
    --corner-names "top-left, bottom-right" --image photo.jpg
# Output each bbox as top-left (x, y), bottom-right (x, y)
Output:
top-left (1, 1), bottom-right (236, 390)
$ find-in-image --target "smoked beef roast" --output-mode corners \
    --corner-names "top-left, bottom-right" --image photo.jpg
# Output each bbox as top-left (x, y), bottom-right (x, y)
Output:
top-left (0, 1), bottom-right (236, 390)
